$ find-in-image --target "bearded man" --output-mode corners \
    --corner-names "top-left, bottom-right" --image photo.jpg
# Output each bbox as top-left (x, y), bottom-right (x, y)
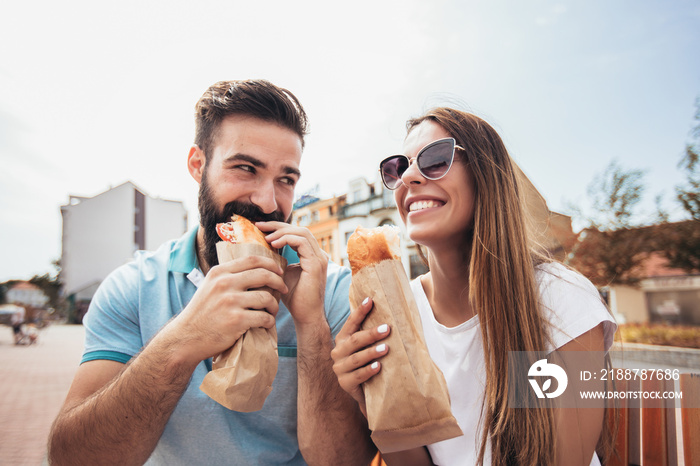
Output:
top-left (48, 80), bottom-right (375, 466)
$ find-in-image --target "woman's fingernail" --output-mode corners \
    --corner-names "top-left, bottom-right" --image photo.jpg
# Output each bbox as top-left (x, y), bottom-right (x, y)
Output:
top-left (362, 297), bottom-right (370, 306)
top-left (371, 361), bottom-right (379, 370)
top-left (377, 324), bottom-right (389, 333)
top-left (375, 344), bottom-right (386, 353)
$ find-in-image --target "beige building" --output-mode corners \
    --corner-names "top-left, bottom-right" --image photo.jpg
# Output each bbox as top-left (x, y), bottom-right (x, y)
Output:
top-left (337, 178), bottom-right (424, 278)
top-left (607, 253), bottom-right (700, 325)
top-left (293, 169), bottom-right (575, 281)
top-left (293, 195), bottom-right (346, 264)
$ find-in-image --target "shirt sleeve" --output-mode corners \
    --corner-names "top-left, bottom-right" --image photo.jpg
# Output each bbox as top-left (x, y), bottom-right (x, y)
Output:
top-left (323, 261), bottom-right (352, 339)
top-left (82, 260), bottom-right (144, 364)
top-left (537, 263), bottom-right (617, 353)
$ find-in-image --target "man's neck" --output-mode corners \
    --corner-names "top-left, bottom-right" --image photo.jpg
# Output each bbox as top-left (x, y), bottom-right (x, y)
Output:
top-left (195, 227), bottom-right (212, 275)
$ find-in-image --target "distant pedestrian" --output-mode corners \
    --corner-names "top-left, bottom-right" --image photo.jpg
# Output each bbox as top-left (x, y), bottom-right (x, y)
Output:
top-left (10, 305), bottom-right (26, 345)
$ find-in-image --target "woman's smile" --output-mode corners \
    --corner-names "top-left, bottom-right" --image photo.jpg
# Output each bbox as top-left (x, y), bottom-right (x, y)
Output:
top-left (408, 199), bottom-right (445, 212)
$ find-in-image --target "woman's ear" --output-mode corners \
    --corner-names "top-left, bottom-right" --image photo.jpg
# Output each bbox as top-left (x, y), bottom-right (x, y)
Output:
top-left (187, 145), bottom-right (205, 184)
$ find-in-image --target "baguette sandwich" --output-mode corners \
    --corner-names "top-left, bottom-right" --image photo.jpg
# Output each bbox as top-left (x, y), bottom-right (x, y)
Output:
top-left (346, 225), bottom-right (462, 452)
top-left (347, 225), bottom-right (401, 274)
top-left (216, 214), bottom-right (272, 251)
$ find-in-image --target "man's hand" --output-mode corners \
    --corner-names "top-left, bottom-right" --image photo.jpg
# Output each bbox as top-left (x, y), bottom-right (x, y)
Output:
top-left (164, 255), bottom-right (288, 366)
top-left (257, 222), bottom-right (375, 465)
top-left (257, 221), bottom-right (328, 326)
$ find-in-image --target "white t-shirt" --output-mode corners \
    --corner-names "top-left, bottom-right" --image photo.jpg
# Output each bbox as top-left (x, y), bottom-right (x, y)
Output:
top-left (412, 262), bottom-right (617, 466)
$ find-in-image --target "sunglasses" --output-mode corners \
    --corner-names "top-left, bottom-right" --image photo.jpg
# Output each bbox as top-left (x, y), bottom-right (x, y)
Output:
top-left (379, 138), bottom-right (464, 190)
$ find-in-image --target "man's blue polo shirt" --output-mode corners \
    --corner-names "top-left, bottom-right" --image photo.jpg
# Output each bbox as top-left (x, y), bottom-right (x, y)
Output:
top-left (82, 227), bottom-right (352, 465)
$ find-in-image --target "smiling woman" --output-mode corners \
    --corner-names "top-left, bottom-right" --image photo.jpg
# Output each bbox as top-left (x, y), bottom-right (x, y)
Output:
top-left (332, 107), bottom-right (618, 466)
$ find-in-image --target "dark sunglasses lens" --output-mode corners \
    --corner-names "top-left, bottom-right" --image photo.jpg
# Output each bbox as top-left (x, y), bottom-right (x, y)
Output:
top-left (381, 156), bottom-right (408, 189)
top-left (419, 140), bottom-right (454, 179)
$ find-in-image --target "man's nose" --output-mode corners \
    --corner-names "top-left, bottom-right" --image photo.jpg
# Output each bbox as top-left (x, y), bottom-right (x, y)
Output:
top-left (250, 182), bottom-right (278, 214)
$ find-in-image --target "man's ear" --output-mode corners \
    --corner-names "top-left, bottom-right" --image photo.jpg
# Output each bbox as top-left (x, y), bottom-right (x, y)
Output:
top-left (187, 145), bottom-right (206, 184)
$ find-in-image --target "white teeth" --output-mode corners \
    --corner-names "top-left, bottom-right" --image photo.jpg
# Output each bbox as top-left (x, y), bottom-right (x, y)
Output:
top-left (409, 200), bottom-right (441, 212)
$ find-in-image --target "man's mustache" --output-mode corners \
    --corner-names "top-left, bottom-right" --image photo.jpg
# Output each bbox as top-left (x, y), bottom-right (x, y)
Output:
top-left (219, 201), bottom-right (286, 224)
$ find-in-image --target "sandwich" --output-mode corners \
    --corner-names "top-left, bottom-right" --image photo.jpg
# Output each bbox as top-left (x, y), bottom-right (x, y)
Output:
top-left (347, 225), bottom-right (401, 274)
top-left (216, 214), bottom-right (273, 251)
top-left (200, 214), bottom-right (286, 413)
top-left (346, 225), bottom-right (462, 452)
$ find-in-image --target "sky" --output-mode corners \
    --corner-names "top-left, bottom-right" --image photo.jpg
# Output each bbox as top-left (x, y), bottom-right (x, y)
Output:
top-left (1, 0), bottom-right (698, 282)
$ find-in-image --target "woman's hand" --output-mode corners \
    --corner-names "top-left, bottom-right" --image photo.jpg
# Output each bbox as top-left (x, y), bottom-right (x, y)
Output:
top-left (331, 297), bottom-right (391, 417)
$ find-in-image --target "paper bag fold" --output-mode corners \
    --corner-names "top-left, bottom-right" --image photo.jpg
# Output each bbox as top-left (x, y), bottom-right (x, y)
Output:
top-left (199, 242), bottom-right (286, 412)
top-left (350, 259), bottom-right (463, 453)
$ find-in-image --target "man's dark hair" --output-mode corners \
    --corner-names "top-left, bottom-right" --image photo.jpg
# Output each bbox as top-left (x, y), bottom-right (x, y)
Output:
top-left (194, 79), bottom-right (309, 159)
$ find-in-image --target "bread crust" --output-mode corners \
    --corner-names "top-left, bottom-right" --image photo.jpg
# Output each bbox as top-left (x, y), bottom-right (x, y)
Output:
top-left (216, 215), bottom-right (272, 251)
top-left (347, 225), bottom-right (401, 274)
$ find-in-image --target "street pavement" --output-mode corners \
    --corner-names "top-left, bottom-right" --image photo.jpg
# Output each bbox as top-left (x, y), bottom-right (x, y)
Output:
top-left (1, 323), bottom-right (697, 465)
top-left (0, 323), bottom-right (84, 466)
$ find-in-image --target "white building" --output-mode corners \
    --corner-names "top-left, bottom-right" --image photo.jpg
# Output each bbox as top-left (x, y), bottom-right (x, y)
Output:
top-left (60, 182), bottom-right (188, 304)
top-left (6, 281), bottom-right (48, 307)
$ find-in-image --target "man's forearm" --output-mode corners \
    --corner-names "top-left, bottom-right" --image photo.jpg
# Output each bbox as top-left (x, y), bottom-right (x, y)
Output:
top-left (296, 321), bottom-right (376, 466)
top-left (48, 334), bottom-right (196, 466)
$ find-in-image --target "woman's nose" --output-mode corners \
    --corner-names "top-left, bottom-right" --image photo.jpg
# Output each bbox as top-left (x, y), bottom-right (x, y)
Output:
top-left (400, 158), bottom-right (424, 186)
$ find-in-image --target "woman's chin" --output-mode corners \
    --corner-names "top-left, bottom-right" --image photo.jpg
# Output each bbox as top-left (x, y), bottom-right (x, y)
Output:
top-left (406, 225), bottom-right (437, 246)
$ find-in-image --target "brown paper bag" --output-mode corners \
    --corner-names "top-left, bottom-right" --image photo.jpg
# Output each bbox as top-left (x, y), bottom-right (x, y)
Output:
top-left (350, 259), bottom-right (463, 453)
top-left (199, 241), bottom-right (287, 412)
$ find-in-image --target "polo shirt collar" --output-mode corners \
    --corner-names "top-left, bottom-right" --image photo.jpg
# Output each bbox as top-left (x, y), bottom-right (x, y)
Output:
top-left (168, 226), bottom-right (200, 273)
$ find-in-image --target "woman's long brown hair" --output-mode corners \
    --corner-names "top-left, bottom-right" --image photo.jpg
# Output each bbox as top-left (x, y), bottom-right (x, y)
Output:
top-left (406, 108), bottom-right (614, 465)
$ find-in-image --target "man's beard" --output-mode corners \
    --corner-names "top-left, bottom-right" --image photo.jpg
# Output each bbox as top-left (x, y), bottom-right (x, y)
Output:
top-left (198, 171), bottom-right (287, 269)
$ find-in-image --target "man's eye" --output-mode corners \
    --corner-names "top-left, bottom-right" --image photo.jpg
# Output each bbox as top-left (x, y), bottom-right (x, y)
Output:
top-left (280, 176), bottom-right (297, 186)
top-left (235, 164), bottom-right (256, 174)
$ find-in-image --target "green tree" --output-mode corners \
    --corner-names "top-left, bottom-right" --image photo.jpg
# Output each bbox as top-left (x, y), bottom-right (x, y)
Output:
top-left (0, 280), bottom-right (20, 304)
top-left (0, 282), bottom-right (8, 304)
top-left (659, 98), bottom-right (700, 272)
top-left (676, 146), bottom-right (699, 221)
top-left (29, 274), bottom-right (61, 310)
top-left (29, 259), bottom-right (68, 318)
top-left (587, 160), bottom-right (646, 231)
top-left (567, 161), bottom-right (649, 286)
